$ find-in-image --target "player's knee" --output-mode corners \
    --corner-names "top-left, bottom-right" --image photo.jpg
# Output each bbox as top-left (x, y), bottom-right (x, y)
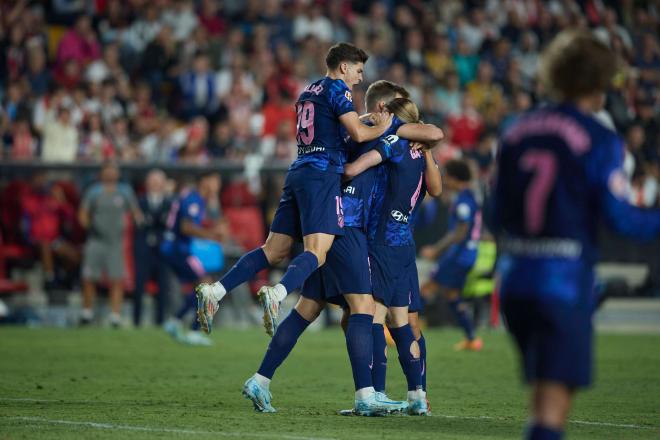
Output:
top-left (409, 317), bottom-right (421, 340)
top-left (409, 340), bottom-right (420, 359)
top-left (261, 243), bottom-right (287, 265)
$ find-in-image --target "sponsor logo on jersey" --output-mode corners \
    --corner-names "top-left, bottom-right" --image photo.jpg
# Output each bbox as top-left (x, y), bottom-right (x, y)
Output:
top-left (343, 185), bottom-right (356, 195)
top-left (391, 210), bottom-right (409, 223)
top-left (298, 145), bottom-right (325, 155)
top-left (382, 134), bottom-right (399, 146)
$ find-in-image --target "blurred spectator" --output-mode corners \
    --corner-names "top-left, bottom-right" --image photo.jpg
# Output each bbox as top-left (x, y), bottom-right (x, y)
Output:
top-left (56, 15), bottom-right (101, 69)
top-left (293, 3), bottom-right (333, 43)
top-left (25, 47), bottom-right (51, 97)
top-left (447, 94), bottom-right (484, 151)
top-left (178, 52), bottom-right (222, 121)
top-left (79, 113), bottom-right (114, 161)
top-left (161, 0), bottom-right (199, 43)
top-left (41, 106), bottom-right (78, 162)
top-left (133, 169), bottom-right (172, 326)
top-left (8, 119), bottom-right (36, 160)
top-left (21, 172), bottom-right (80, 291)
top-left (78, 162), bottom-right (142, 327)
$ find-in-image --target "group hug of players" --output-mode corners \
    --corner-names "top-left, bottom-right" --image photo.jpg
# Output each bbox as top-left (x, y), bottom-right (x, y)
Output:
top-left (185, 31), bottom-right (659, 440)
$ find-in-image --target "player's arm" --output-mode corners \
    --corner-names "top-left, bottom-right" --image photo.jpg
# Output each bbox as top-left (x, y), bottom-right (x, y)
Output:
top-left (600, 170), bottom-right (660, 240)
top-left (396, 123), bottom-right (444, 144)
top-left (180, 219), bottom-right (223, 242)
top-left (420, 223), bottom-right (469, 260)
top-left (340, 111), bottom-right (392, 143)
top-left (344, 150), bottom-right (383, 179)
top-left (424, 150), bottom-right (442, 197)
top-left (78, 206), bottom-right (90, 230)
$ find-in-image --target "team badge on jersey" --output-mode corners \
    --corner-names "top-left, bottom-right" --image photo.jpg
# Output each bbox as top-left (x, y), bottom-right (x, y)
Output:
top-left (344, 90), bottom-right (352, 102)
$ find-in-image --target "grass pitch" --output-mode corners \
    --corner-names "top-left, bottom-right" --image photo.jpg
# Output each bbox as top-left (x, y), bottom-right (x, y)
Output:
top-left (1, 326), bottom-right (659, 439)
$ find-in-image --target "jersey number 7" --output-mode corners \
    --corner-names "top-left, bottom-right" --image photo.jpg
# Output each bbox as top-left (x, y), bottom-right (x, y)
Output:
top-left (519, 149), bottom-right (558, 234)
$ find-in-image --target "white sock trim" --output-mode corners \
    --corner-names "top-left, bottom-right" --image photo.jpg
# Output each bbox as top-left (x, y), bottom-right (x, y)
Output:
top-left (355, 387), bottom-right (375, 400)
top-left (273, 284), bottom-right (287, 302)
top-left (253, 373), bottom-right (271, 388)
top-left (81, 309), bottom-right (94, 320)
top-left (210, 282), bottom-right (227, 303)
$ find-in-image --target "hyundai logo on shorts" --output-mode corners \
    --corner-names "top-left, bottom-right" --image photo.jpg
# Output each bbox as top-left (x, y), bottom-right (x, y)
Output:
top-left (391, 210), bottom-right (409, 223)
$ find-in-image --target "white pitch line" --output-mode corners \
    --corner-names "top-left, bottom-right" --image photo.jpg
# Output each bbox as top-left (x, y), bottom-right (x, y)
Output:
top-left (429, 413), bottom-right (657, 431)
top-left (2, 398), bottom-right (657, 432)
top-left (3, 416), bottom-right (338, 440)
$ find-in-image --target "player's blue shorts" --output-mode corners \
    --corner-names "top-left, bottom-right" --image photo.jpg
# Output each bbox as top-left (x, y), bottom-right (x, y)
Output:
top-left (431, 255), bottom-right (474, 290)
top-left (501, 295), bottom-right (592, 388)
top-left (271, 165), bottom-right (344, 240)
top-left (160, 246), bottom-right (206, 282)
top-left (369, 244), bottom-right (419, 308)
top-left (301, 227), bottom-right (371, 306)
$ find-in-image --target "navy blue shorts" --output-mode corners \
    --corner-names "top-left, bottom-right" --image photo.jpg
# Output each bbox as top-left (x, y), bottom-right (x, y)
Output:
top-left (369, 245), bottom-right (419, 308)
top-left (301, 227), bottom-right (371, 306)
top-left (162, 250), bottom-right (206, 282)
top-left (501, 296), bottom-right (592, 388)
top-left (271, 166), bottom-right (344, 240)
top-left (432, 257), bottom-right (473, 290)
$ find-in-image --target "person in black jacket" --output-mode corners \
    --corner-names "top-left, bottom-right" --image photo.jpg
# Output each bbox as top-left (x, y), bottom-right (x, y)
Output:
top-left (133, 169), bottom-right (172, 326)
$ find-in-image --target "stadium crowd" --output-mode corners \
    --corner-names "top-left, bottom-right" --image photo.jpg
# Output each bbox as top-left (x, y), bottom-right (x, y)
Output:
top-left (0, 0), bottom-right (658, 323)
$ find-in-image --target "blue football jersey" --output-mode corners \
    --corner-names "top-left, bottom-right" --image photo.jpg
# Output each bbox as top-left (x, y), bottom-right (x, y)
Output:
top-left (342, 117), bottom-right (405, 230)
top-left (162, 189), bottom-right (206, 255)
top-left (494, 103), bottom-right (660, 303)
top-left (368, 135), bottom-right (428, 246)
top-left (440, 189), bottom-right (481, 266)
top-left (290, 77), bottom-right (356, 174)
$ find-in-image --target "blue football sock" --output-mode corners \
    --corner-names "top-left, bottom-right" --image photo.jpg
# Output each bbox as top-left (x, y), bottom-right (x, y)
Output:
top-left (175, 290), bottom-right (197, 320)
top-left (526, 424), bottom-right (563, 440)
top-left (448, 298), bottom-right (476, 341)
top-left (389, 324), bottom-right (422, 391)
top-left (257, 309), bottom-right (311, 379)
top-left (417, 334), bottom-right (427, 391)
top-left (371, 324), bottom-right (387, 393)
top-left (220, 248), bottom-right (269, 292)
top-left (174, 290), bottom-right (200, 330)
top-left (279, 251), bottom-right (318, 294)
top-left (345, 313), bottom-right (374, 391)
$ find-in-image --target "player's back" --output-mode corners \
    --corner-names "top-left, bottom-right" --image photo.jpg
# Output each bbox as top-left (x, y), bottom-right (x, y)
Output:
top-left (368, 135), bottom-right (426, 247)
top-left (290, 77), bottom-right (355, 174)
top-left (495, 103), bottom-right (627, 300)
top-left (342, 118), bottom-right (404, 230)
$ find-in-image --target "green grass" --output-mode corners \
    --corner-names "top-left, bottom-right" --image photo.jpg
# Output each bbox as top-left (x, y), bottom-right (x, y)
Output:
top-left (0, 327), bottom-right (659, 439)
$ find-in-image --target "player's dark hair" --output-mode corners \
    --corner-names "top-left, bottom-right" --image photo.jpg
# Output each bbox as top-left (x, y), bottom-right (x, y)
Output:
top-left (444, 159), bottom-right (472, 182)
top-left (325, 42), bottom-right (369, 70)
top-left (539, 30), bottom-right (617, 101)
top-left (365, 80), bottom-right (410, 112)
top-left (384, 98), bottom-right (420, 124)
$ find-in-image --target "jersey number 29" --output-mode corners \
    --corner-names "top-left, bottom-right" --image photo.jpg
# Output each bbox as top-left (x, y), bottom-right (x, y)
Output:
top-left (296, 102), bottom-right (315, 145)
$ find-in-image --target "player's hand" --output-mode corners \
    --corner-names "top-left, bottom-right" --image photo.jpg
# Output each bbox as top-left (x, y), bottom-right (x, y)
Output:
top-left (420, 245), bottom-right (439, 260)
top-left (410, 141), bottom-right (428, 151)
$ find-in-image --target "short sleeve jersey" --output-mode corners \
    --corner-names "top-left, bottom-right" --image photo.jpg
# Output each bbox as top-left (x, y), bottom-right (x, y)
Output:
top-left (289, 77), bottom-right (356, 174)
top-left (163, 189), bottom-right (206, 255)
top-left (443, 189), bottom-right (481, 266)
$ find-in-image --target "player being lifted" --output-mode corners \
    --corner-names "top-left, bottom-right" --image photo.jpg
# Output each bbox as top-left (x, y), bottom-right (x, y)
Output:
top-left (342, 97), bottom-right (443, 415)
top-left (493, 30), bottom-right (660, 440)
top-left (241, 83), bottom-right (443, 415)
top-left (420, 159), bottom-right (483, 351)
top-left (196, 43), bottom-right (392, 336)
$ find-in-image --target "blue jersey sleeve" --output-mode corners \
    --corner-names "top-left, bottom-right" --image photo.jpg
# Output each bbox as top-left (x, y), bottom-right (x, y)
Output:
top-left (329, 81), bottom-right (355, 117)
top-left (455, 199), bottom-right (474, 223)
top-left (374, 134), bottom-right (408, 162)
top-left (590, 132), bottom-right (660, 240)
